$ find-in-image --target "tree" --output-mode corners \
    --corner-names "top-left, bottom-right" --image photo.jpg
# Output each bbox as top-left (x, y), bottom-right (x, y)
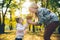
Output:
top-left (9, 0), bottom-right (25, 30)
top-left (0, 0), bottom-right (12, 34)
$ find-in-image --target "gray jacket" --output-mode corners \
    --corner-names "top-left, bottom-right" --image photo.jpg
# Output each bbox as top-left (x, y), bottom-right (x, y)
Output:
top-left (37, 8), bottom-right (59, 25)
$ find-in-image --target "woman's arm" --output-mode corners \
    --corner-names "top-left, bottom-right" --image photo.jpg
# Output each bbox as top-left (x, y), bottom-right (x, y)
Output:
top-left (27, 19), bottom-right (42, 26)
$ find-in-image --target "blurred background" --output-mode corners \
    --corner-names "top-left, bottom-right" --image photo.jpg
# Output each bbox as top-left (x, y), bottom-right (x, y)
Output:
top-left (0, 0), bottom-right (60, 40)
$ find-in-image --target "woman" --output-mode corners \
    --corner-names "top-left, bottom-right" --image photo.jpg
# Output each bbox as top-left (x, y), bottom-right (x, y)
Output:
top-left (27, 3), bottom-right (59, 40)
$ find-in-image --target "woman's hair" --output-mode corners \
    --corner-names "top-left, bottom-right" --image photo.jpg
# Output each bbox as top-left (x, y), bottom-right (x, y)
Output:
top-left (29, 3), bottom-right (38, 8)
top-left (29, 3), bottom-right (38, 17)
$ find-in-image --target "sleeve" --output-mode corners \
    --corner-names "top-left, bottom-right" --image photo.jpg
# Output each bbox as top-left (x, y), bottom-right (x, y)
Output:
top-left (37, 17), bottom-right (44, 25)
top-left (50, 13), bottom-right (59, 21)
top-left (37, 8), bottom-right (46, 25)
top-left (23, 23), bottom-right (28, 29)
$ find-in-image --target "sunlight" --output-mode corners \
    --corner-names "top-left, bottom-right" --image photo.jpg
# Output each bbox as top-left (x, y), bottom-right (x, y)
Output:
top-left (15, 0), bottom-right (20, 3)
top-left (21, 8), bottom-right (29, 14)
top-left (22, 0), bottom-right (31, 8)
top-left (37, 1), bottom-right (41, 8)
top-left (0, 0), bottom-right (3, 3)
top-left (15, 9), bottom-right (20, 17)
top-left (5, 12), bottom-right (10, 19)
top-left (58, 1), bottom-right (60, 4)
top-left (3, 7), bottom-right (6, 14)
top-left (21, 0), bottom-right (31, 14)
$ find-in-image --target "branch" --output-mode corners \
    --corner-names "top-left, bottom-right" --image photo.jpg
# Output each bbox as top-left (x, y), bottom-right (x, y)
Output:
top-left (2, 0), bottom-right (5, 15)
top-left (3, 0), bottom-right (12, 17)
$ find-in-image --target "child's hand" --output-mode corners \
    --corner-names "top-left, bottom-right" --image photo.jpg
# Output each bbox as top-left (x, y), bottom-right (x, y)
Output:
top-left (27, 19), bottom-right (32, 24)
top-left (24, 29), bottom-right (28, 34)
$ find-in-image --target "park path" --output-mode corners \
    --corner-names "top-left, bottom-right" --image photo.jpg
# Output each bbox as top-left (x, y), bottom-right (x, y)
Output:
top-left (0, 30), bottom-right (60, 40)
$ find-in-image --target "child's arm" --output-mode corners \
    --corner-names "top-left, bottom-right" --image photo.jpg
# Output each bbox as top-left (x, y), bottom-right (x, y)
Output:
top-left (23, 23), bottom-right (28, 28)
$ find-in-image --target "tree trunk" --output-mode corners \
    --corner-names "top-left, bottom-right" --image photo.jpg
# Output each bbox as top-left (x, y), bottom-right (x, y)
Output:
top-left (0, 0), bottom-right (12, 34)
top-left (32, 25), bottom-right (35, 32)
top-left (9, 12), bottom-right (13, 30)
top-left (0, 15), bottom-right (5, 34)
top-left (41, 0), bottom-right (45, 7)
top-left (46, 0), bottom-right (49, 8)
top-left (0, 13), bottom-right (1, 27)
top-left (29, 25), bottom-right (31, 31)
top-left (58, 14), bottom-right (60, 34)
top-left (0, 0), bottom-right (5, 34)
top-left (0, 13), bottom-right (4, 34)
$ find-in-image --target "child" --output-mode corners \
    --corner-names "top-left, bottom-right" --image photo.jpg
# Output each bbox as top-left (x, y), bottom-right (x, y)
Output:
top-left (15, 17), bottom-right (28, 40)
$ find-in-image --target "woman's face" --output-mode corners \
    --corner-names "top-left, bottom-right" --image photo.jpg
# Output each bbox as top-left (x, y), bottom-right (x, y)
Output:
top-left (29, 6), bottom-right (38, 14)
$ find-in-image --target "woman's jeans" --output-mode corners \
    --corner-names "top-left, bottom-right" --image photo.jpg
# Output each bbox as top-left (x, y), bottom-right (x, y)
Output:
top-left (44, 21), bottom-right (59, 40)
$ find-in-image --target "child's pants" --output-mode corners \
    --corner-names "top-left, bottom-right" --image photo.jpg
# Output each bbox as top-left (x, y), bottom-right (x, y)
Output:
top-left (44, 21), bottom-right (59, 40)
top-left (15, 38), bottom-right (22, 40)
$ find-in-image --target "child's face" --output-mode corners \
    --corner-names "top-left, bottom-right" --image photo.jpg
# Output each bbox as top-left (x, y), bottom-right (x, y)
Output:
top-left (19, 19), bottom-right (23, 24)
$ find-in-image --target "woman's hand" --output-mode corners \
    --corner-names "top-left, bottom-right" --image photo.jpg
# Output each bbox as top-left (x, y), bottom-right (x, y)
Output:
top-left (27, 19), bottom-right (32, 24)
top-left (27, 19), bottom-right (37, 25)
top-left (27, 19), bottom-right (42, 26)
